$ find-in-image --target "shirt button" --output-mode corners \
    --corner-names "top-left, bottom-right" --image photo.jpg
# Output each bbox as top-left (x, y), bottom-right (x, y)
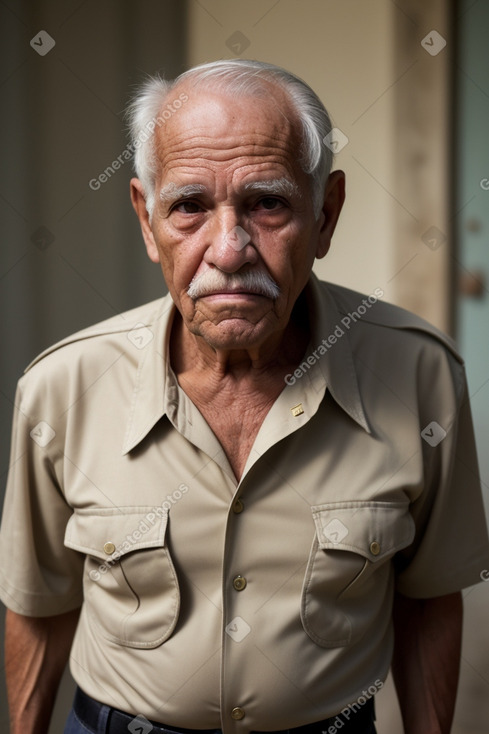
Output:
top-left (232, 498), bottom-right (244, 514)
top-left (103, 541), bottom-right (116, 555)
top-left (233, 575), bottom-right (247, 591)
top-left (231, 707), bottom-right (245, 721)
top-left (370, 541), bottom-right (381, 556)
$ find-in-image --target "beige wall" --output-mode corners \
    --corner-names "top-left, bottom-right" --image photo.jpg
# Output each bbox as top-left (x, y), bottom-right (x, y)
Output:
top-left (187, 0), bottom-right (397, 301)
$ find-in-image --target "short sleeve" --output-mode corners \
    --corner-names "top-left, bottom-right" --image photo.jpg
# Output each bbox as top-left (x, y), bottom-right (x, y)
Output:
top-left (395, 357), bottom-right (489, 598)
top-left (0, 376), bottom-right (84, 616)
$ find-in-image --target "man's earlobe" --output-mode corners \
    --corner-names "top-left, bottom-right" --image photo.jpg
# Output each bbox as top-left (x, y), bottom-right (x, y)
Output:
top-left (130, 178), bottom-right (160, 264)
top-left (316, 170), bottom-right (346, 260)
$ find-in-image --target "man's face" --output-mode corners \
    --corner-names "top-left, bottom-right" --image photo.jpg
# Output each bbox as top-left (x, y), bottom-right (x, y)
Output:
top-left (131, 85), bottom-right (344, 353)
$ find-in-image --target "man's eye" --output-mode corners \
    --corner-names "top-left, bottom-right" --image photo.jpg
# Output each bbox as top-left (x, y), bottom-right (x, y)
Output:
top-left (255, 197), bottom-right (284, 211)
top-left (173, 200), bottom-right (202, 214)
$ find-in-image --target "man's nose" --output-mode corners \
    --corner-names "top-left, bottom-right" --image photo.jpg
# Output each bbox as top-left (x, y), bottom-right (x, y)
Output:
top-left (203, 211), bottom-right (258, 272)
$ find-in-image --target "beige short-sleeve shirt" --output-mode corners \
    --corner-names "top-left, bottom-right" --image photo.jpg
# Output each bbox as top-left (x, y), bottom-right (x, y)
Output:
top-left (1, 275), bottom-right (488, 733)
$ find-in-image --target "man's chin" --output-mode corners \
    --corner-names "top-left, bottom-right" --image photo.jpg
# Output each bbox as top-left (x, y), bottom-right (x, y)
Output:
top-left (188, 316), bottom-right (275, 351)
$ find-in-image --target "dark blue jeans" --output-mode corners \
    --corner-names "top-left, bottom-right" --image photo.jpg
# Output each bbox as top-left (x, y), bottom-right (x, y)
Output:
top-left (64, 705), bottom-right (110, 733)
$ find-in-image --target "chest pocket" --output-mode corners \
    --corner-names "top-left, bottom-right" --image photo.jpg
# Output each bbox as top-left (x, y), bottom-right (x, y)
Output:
top-left (301, 501), bottom-right (415, 648)
top-left (64, 507), bottom-right (180, 649)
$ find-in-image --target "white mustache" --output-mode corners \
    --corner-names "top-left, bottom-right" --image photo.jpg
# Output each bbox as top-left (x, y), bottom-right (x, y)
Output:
top-left (187, 270), bottom-right (280, 300)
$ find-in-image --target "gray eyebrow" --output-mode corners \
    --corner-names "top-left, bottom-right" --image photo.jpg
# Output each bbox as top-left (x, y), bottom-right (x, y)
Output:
top-left (159, 183), bottom-right (207, 205)
top-left (243, 178), bottom-right (302, 199)
top-left (158, 178), bottom-right (302, 206)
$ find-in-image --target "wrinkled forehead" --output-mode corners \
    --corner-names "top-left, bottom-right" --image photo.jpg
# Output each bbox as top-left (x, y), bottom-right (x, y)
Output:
top-left (152, 82), bottom-right (303, 170)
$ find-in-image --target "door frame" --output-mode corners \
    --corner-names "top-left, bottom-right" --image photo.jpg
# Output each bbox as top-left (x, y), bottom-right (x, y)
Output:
top-left (391, 0), bottom-right (454, 333)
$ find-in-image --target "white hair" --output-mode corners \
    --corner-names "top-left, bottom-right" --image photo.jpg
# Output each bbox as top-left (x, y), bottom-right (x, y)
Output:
top-left (126, 59), bottom-right (334, 219)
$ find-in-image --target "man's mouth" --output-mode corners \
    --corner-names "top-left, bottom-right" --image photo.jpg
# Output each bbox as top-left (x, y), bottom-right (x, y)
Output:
top-left (202, 286), bottom-right (266, 296)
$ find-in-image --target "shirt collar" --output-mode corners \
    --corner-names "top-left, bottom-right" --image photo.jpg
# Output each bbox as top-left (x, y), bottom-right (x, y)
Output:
top-left (304, 273), bottom-right (371, 434)
top-left (122, 274), bottom-right (370, 454)
top-left (122, 295), bottom-right (175, 455)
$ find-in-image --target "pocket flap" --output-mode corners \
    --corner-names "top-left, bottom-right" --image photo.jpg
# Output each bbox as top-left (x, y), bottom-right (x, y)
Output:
top-left (64, 507), bottom-right (169, 561)
top-left (311, 501), bottom-right (415, 561)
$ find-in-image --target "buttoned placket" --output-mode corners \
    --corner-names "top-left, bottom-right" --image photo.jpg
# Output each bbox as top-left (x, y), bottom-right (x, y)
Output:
top-left (217, 370), bottom-right (332, 734)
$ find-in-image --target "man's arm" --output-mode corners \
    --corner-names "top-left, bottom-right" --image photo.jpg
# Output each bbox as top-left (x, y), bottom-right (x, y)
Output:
top-left (5, 606), bottom-right (81, 734)
top-left (391, 590), bottom-right (463, 734)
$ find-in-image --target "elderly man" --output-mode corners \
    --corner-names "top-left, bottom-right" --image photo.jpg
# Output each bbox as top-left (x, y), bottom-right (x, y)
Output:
top-left (2, 59), bottom-right (489, 734)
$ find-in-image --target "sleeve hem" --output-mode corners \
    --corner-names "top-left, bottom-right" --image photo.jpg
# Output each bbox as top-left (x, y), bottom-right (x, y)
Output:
top-left (0, 578), bottom-right (83, 617)
top-left (396, 560), bottom-right (489, 599)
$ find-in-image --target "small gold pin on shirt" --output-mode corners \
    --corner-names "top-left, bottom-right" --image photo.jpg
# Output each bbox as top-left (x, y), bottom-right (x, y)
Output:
top-left (291, 403), bottom-right (304, 417)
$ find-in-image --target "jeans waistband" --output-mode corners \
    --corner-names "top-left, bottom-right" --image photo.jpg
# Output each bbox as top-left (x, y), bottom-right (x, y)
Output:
top-left (71, 686), bottom-right (376, 734)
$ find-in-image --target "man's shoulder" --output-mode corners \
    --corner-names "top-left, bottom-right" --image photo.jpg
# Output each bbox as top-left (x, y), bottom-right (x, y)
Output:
top-left (320, 280), bottom-right (463, 364)
top-left (24, 295), bottom-right (171, 375)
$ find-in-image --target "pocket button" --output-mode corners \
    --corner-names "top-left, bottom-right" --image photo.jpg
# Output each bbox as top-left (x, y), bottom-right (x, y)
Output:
top-left (103, 541), bottom-right (116, 554)
top-left (370, 541), bottom-right (381, 556)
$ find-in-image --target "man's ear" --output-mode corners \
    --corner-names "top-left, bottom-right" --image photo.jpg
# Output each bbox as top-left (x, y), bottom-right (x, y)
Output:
top-left (315, 170), bottom-right (346, 259)
top-left (130, 178), bottom-right (160, 263)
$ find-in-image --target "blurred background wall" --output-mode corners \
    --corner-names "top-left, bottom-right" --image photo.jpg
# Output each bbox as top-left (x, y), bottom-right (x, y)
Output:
top-left (1, 1), bottom-right (488, 732)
